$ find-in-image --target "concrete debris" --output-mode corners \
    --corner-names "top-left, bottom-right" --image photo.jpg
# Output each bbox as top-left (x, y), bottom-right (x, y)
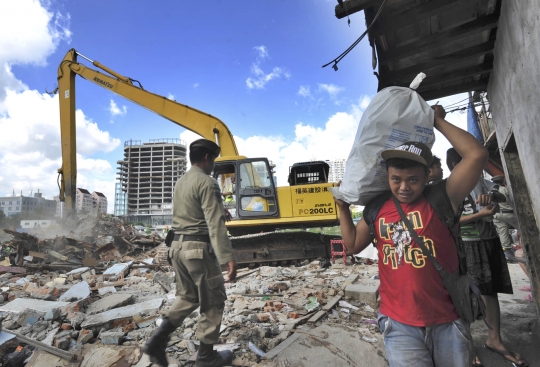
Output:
top-left (0, 218), bottom-right (386, 366)
top-left (58, 281), bottom-right (91, 302)
top-left (86, 293), bottom-right (133, 315)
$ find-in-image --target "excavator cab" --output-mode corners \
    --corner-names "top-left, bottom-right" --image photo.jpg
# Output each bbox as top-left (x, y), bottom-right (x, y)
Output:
top-left (214, 158), bottom-right (279, 220)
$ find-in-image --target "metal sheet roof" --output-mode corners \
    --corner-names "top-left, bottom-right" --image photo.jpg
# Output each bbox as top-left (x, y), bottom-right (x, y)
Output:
top-left (334, 0), bottom-right (500, 101)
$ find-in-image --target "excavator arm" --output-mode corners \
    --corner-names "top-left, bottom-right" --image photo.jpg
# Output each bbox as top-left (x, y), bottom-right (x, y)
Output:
top-left (57, 48), bottom-right (239, 217)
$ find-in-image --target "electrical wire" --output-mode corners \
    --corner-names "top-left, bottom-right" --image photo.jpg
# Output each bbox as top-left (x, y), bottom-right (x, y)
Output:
top-left (441, 96), bottom-right (470, 109)
top-left (323, 0), bottom-right (388, 71)
top-left (446, 101), bottom-right (487, 114)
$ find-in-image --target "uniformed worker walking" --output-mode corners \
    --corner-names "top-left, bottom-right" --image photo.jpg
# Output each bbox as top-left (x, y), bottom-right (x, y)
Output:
top-left (143, 139), bottom-right (237, 367)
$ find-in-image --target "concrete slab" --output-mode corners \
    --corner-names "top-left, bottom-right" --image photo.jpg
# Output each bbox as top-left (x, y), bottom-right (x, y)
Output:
top-left (86, 293), bottom-right (133, 315)
top-left (103, 263), bottom-right (129, 280)
top-left (66, 267), bottom-right (90, 275)
top-left (79, 345), bottom-right (141, 367)
top-left (25, 350), bottom-right (80, 367)
top-left (81, 298), bottom-right (163, 329)
top-left (0, 298), bottom-right (69, 313)
top-left (261, 323), bottom-right (387, 367)
top-left (59, 281), bottom-right (91, 302)
top-left (344, 282), bottom-right (379, 308)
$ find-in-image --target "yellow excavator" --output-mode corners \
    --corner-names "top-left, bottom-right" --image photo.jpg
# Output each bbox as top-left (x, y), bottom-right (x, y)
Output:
top-left (56, 49), bottom-right (341, 264)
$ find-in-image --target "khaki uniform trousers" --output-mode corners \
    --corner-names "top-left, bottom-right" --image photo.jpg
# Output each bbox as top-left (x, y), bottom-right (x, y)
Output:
top-left (165, 239), bottom-right (227, 344)
top-left (493, 212), bottom-right (519, 251)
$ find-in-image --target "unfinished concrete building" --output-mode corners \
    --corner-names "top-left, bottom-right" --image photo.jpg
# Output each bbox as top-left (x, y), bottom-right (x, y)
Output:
top-left (116, 139), bottom-right (187, 225)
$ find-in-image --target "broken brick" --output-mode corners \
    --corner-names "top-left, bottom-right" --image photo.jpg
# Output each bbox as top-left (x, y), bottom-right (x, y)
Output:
top-left (111, 317), bottom-right (132, 329)
top-left (290, 312), bottom-right (300, 319)
top-left (256, 314), bottom-right (270, 322)
top-left (61, 323), bottom-right (73, 330)
top-left (123, 322), bottom-right (136, 333)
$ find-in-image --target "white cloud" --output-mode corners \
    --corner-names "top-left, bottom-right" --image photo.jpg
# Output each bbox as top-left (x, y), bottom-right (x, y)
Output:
top-left (234, 96), bottom-right (368, 185)
top-left (108, 99), bottom-right (127, 116)
top-left (0, 89), bottom-right (120, 203)
top-left (253, 45), bottom-right (269, 60)
top-left (0, 1), bottom-right (119, 212)
top-left (297, 85), bottom-right (312, 98)
top-left (0, 0), bottom-right (71, 109)
top-left (318, 83), bottom-right (344, 98)
top-left (318, 83), bottom-right (345, 105)
top-left (167, 93), bottom-right (175, 100)
top-left (246, 46), bottom-right (290, 90)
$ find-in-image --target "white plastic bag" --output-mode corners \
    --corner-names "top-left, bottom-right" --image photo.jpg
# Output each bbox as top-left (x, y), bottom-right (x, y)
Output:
top-left (332, 77), bottom-right (435, 206)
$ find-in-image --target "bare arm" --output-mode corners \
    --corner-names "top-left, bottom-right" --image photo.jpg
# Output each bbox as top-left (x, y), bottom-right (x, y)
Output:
top-left (433, 106), bottom-right (488, 214)
top-left (335, 199), bottom-right (373, 254)
top-left (460, 203), bottom-right (499, 225)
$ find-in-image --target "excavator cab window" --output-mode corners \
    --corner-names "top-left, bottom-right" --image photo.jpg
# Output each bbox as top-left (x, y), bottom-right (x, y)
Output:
top-left (288, 161), bottom-right (330, 186)
top-left (237, 159), bottom-right (278, 218)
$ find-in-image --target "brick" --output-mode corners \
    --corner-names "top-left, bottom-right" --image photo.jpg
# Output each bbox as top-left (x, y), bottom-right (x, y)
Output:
top-left (66, 300), bottom-right (84, 313)
top-left (123, 322), bottom-right (136, 333)
top-left (263, 306), bottom-right (275, 312)
top-left (344, 282), bottom-right (379, 309)
top-left (61, 323), bottom-right (73, 330)
top-left (77, 329), bottom-right (93, 344)
top-left (274, 302), bottom-right (283, 311)
top-left (256, 313), bottom-right (270, 322)
top-left (265, 300), bottom-right (274, 307)
top-left (289, 312), bottom-right (300, 319)
top-left (111, 317), bottom-right (132, 329)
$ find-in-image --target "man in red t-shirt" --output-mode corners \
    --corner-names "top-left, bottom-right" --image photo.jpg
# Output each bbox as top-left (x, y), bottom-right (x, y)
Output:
top-left (335, 106), bottom-right (488, 367)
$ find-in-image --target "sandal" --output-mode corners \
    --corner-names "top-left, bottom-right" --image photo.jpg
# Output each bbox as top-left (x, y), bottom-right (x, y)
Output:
top-left (484, 344), bottom-right (528, 367)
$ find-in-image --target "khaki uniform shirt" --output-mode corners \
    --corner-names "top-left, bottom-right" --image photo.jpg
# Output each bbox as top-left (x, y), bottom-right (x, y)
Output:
top-left (172, 166), bottom-right (236, 265)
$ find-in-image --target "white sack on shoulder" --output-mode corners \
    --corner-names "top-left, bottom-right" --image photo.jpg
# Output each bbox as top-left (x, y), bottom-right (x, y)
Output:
top-left (331, 85), bottom-right (435, 206)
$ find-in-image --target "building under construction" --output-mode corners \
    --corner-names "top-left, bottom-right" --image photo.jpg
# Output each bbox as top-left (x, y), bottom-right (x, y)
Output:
top-left (116, 139), bottom-right (187, 225)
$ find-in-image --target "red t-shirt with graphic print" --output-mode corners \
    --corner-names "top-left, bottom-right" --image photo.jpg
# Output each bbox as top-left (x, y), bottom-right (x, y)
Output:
top-left (375, 195), bottom-right (459, 327)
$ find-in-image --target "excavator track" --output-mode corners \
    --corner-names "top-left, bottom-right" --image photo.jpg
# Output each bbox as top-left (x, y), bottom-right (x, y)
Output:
top-left (230, 231), bottom-right (340, 265)
top-left (155, 231), bottom-right (340, 267)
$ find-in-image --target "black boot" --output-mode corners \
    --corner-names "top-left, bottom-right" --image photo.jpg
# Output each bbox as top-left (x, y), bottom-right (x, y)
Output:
top-left (142, 318), bottom-right (177, 367)
top-left (196, 341), bottom-right (234, 367)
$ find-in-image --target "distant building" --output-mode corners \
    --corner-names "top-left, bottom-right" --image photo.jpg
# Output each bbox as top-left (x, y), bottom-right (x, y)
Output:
top-left (54, 195), bottom-right (64, 217)
top-left (92, 192), bottom-right (107, 214)
top-left (0, 190), bottom-right (56, 217)
top-left (76, 188), bottom-right (94, 214)
top-left (116, 139), bottom-right (187, 226)
top-left (20, 220), bottom-right (56, 229)
top-left (54, 189), bottom-right (108, 217)
top-left (114, 182), bottom-right (127, 216)
top-left (326, 159), bottom-right (346, 183)
top-left (54, 187), bottom-right (107, 217)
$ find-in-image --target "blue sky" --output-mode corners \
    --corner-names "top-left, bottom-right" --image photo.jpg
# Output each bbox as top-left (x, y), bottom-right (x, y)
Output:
top-left (0, 0), bottom-right (467, 212)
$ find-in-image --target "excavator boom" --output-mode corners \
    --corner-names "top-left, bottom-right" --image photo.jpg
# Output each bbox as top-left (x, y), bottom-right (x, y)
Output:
top-left (57, 49), bottom-right (238, 216)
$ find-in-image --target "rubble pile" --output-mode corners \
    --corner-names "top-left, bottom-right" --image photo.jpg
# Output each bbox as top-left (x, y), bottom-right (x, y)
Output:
top-left (0, 219), bottom-right (383, 367)
top-left (0, 213), bottom-right (164, 271)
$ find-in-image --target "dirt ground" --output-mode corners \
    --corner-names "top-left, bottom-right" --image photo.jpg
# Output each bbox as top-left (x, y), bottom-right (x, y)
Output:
top-left (471, 262), bottom-right (539, 367)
